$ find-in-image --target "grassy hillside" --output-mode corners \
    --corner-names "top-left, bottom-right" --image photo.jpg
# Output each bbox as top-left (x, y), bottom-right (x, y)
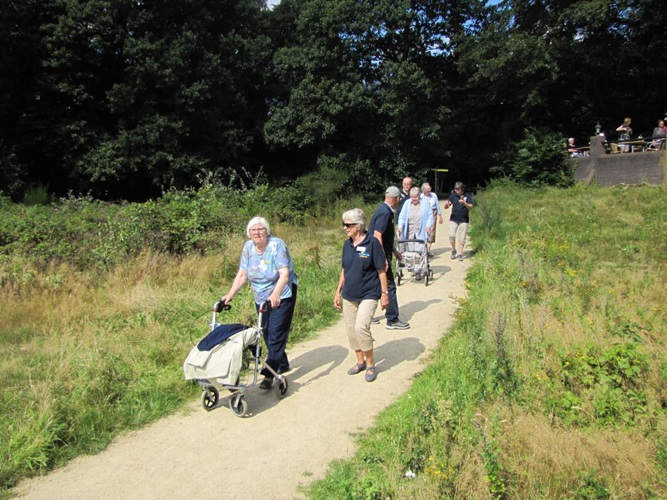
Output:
top-left (2, 182), bottom-right (666, 498)
top-left (307, 182), bottom-right (667, 499)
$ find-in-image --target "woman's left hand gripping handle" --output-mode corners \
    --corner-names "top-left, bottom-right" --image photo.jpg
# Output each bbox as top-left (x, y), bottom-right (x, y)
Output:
top-left (214, 299), bottom-right (232, 312)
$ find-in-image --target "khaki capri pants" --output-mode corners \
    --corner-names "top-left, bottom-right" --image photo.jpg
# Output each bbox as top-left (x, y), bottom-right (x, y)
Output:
top-left (448, 221), bottom-right (469, 247)
top-left (342, 298), bottom-right (378, 352)
top-left (428, 209), bottom-right (438, 243)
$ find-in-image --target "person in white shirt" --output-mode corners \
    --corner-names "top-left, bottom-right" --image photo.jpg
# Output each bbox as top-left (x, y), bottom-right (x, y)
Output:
top-left (420, 182), bottom-right (443, 257)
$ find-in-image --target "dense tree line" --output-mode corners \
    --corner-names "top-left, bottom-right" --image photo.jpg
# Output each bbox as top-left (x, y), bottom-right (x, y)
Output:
top-left (1, 0), bottom-right (665, 201)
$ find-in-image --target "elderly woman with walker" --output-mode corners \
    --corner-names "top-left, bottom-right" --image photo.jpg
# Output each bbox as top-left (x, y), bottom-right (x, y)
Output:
top-left (334, 208), bottom-right (389, 383)
top-left (221, 216), bottom-right (298, 390)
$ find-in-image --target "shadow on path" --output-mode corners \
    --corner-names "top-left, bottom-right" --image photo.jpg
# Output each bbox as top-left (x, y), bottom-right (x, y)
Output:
top-left (373, 337), bottom-right (425, 374)
top-left (219, 344), bottom-right (348, 416)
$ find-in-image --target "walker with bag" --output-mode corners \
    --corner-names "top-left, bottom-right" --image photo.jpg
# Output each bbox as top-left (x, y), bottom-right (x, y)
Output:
top-left (182, 300), bottom-right (288, 417)
top-left (395, 238), bottom-right (433, 286)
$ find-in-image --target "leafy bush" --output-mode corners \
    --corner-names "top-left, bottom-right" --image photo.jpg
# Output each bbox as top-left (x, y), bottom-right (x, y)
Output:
top-left (491, 127), bottom-right (574, 187)
top-left (549, 342), bottom-right (649, 427)
top-left (0, 178), bottom-right (330, 274)
top-left (22, 184), bottom-right (51, 206)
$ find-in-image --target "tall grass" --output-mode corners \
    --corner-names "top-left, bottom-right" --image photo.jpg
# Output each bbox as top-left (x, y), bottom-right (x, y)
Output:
top-left (0, 186), bottom-right (373, 494)
top-left (307, 182), bottom-right (667, 499)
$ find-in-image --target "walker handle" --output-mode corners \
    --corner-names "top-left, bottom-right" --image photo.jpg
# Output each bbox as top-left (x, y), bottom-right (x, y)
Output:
top-left (213, 300), bottom-right (232, 313)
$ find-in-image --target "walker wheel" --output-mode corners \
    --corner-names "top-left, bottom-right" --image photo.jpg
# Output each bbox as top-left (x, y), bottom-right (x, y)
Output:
top-left (229, 393), bottom-right (248, 417)
top-left (278, 377), bottom-right (288, 398)
top-left (397, 273), bottom-right (402, 286)
top-left (201, 386), bottom-right (219, 411)
top-left (429, 269), bottom-right (434, 280)
top-left (424, 274), bottom-right (429, 286)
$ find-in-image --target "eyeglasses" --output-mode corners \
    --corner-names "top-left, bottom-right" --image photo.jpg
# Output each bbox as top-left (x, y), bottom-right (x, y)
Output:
top-left (342, 223), bottom-right (357, 228)
top-left (250, 228), bottom-right (267, 233)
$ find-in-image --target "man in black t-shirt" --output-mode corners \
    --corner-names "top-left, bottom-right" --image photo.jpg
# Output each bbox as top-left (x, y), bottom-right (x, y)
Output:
top-left (395, 177), bottom-right (413, 223)
top-left (368, 186), bottom-right (411, 330)
top-left (444, 181), bottom-right (474, 261)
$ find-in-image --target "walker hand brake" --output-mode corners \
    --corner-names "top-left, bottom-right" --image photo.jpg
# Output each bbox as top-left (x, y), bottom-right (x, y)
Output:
top-left (213, 300), bottom-right (232, 313)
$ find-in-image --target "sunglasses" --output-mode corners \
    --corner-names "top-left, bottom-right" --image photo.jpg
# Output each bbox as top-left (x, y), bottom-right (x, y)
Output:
top-left (342, 223), bottom-right (357, 228)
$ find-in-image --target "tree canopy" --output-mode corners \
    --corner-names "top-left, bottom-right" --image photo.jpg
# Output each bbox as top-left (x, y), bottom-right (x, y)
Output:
top-left (1, 0), bottom-right (665, 200)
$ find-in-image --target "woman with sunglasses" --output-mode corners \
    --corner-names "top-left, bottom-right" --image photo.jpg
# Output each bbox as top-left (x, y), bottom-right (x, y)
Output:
top-left (221, 216), bottom-right (298, 389)
top-left (333, 208), bottom-right (389, 382)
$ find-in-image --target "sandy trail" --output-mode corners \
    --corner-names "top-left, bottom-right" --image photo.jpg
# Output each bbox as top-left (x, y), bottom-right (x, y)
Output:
top-left (14, 204), bottom-right (471, 500)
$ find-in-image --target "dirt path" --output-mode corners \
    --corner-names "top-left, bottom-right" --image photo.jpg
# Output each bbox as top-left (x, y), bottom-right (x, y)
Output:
top-left (14, 204), bottom-right (471, 500)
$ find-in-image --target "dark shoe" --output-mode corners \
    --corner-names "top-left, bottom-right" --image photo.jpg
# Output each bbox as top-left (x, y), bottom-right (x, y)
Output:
top-left (347, 362), bottom-right (367, 375)
top-left (259, 377), bottom-right (273, 389)
top-left (451, 250), bottom-right (457, 259)
top-left (458, 254), bottom-right (465, 261)
top-left (386, 320), bottom-right (410, 330)
top-left (365, 365), bottom-right (377, 382)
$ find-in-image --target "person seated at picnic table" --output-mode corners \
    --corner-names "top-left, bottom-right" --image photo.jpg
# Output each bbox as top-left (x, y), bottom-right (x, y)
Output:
top-left (567, 137), bottom-right (584, 157)
top-left (648, 119), bottom-right (666, 150)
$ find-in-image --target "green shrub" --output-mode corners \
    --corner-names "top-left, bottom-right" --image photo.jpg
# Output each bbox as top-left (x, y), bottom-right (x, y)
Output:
top-left (22, 184), bottom-right (51, 206)
top-left (491, 128), bottom-right (574, 187)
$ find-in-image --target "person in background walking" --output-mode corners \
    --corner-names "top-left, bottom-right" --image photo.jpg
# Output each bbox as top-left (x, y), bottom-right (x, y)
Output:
top-left (397, 187), bottom-right (433, 280)
top-left (420, 182), bottom-right (443, 257)
top-left (368, 186), bottom-right (410, 330)
top-left (334, 208), bottom-right (388, 382)
top-left (398, 187), bottom-right (433, 243)
top-left (444, 182), bottom-right (474, 261)
top-left (396, 177), bottom-right (413, 222)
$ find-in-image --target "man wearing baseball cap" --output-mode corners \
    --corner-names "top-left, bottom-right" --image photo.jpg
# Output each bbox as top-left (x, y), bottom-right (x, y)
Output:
top-left (367, 186), bottom-right (410, 330)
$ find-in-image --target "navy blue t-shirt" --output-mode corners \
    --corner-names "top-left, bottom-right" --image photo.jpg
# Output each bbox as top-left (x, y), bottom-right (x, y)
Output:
top-left (368, 202), bottom-right (395, 262)
top-left (396, 191), bottom-right (410, 222)
top-left (341, 232), bottom-right (386, 302)
top-left (448, 192), bottom-right (473, 223)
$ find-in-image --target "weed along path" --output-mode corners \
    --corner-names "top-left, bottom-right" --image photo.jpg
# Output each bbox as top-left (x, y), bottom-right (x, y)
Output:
top-left (14, 204), bottom-right (472, 500)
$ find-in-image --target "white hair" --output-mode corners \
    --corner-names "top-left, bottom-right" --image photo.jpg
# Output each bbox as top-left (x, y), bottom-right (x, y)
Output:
top-left (342, 208), bottom-right (367, 232)
top-left (246, 216), bottom-right (271, 238)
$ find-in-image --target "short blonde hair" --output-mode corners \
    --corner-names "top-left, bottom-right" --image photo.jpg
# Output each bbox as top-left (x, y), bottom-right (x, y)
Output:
top-left (246, 216), bottom-right (271, 238)
top-left (342, 208), bottom-right (367, 232)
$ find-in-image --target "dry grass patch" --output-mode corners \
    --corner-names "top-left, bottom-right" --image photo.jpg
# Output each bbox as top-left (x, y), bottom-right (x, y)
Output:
top-left (498, 412), bottom-right (664, 498)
